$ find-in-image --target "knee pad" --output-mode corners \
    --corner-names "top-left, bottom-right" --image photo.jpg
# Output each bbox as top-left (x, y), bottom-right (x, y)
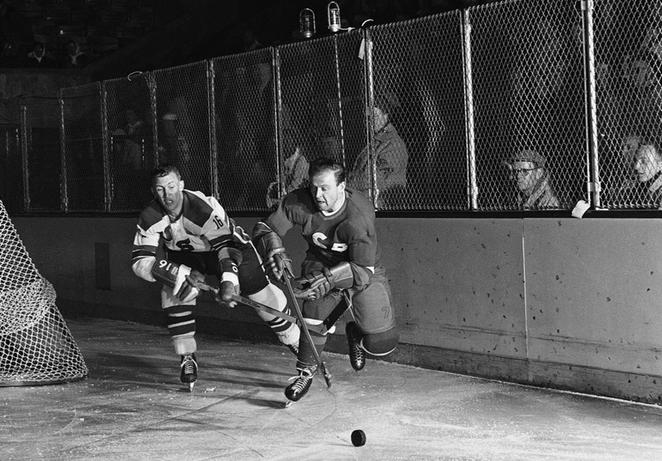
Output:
top-left (362, 327), bottom-right (398, 356)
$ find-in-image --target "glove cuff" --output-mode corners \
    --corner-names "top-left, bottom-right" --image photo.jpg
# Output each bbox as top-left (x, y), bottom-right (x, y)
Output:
top-left (221, 271), bottom-right (239, 286)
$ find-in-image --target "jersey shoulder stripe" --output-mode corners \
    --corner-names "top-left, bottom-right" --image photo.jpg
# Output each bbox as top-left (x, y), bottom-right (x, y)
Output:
top-left (138, 201), bottom-right (165, 230)
top-left (183, 190), bottom-right (214, 227)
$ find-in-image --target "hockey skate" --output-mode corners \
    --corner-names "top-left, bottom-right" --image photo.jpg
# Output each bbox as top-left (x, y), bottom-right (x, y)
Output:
top-left (345, 322), bottom-right (366, 371)
top-left (180, 353), bottom-right (198, 391)
top-left (284, 365), bottom-right (317, 404)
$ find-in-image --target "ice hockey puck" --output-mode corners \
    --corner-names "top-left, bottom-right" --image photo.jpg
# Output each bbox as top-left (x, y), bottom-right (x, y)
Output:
top-left (351, 429), bottom-right (366, 447)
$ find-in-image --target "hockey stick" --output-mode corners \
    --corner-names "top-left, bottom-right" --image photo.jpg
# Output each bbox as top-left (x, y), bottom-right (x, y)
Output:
top-left (191, 280), bottom-right (327, 335)
top-left (281, 269), bottom-right (332, 388)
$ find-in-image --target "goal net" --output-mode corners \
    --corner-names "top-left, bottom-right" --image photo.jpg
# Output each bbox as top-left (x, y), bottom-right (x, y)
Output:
top-left (0, 200), bottom-right (88, 386)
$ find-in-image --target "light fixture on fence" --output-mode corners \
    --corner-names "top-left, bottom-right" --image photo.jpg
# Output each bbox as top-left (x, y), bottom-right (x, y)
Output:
top-left (327, 1), bottom-right (341, 33)
top-left (299, 8), bottom-right (316, 39)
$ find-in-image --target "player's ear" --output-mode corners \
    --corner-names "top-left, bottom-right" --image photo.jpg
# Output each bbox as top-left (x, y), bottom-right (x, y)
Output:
top-left (179, 180), bottom-right (185, 190)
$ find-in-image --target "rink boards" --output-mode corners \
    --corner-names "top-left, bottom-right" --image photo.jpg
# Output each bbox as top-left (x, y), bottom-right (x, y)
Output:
top-left (13, 215), bottom-right (662, 404)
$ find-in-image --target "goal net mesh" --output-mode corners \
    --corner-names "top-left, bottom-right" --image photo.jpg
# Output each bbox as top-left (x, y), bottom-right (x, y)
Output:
top-left (0, 200), bottom-right (88, 386)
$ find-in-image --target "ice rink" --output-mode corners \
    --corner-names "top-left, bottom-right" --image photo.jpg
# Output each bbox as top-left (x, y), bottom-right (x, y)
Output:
top-left (3, 317), bottom-right (662, 461)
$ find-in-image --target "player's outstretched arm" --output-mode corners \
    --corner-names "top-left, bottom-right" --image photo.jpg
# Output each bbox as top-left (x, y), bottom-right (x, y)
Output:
top-left (295, 261), bottom-right (354, 300)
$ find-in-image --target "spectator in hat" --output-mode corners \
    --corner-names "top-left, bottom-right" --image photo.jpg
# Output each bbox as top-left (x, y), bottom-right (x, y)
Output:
top-left (504, 149), bottom-right (559, 210)
top-left (347, 96), bottom-right (409, 209)
top-left (631, 143), bottom-right (662, 208)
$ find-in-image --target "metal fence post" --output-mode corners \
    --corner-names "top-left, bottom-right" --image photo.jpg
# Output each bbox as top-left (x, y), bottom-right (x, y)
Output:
top-left (58, 90), bottom-right (68, 212)
top-left (362, 28), bottom-right (377, 208)
top-left (462, 9), bottom-right (478, 211)
top-left (148, 72), bottom-right (159, 168)
top-left (273, 47), bottom-right (284, 199)
top-left (332, 35), bottom-right (347, 168)
top-left (20, 103), bottom-right (30, 213)
top-left (581, 0), bottom-right (600, 208)
top-left (207, 59), bottom-right (219, 198)
top-left (100, 81), bottom-right (112, 212)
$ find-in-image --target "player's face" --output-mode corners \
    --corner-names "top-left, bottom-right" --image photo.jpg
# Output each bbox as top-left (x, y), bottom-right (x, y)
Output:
top-left (634, 147), bottom-right (662, 183)
top-left (310, 169), bottom-right (345, 213)
top-left (152, 172), bottom-right (184, 215)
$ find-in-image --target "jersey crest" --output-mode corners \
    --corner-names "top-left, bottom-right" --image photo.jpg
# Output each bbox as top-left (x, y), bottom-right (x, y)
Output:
top-left (311, 232), bottom-right (349, 253)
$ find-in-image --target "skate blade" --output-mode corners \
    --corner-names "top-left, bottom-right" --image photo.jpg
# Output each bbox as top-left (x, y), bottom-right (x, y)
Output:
top-left (283, 400), bottom-right (295, 408)
top-left (187, 381), bottom-right (195, 392)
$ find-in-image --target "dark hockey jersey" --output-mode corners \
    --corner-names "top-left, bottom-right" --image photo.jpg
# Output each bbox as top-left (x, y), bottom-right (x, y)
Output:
top-left (264, 187), bottom-right (379, 287)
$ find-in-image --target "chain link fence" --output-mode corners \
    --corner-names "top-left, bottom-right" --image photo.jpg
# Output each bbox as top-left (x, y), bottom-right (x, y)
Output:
top-left (0, 124), bottom-right (21, 214)
top-left (212, 48), bottom-right (277, 211)
top-left (469, 0), bottom-right (587, 211)
top-left (152, 61), bottom-right (213, 195)
top-left (0, 97), bottom-right (21, 214)
top-left (23, 97), bottom-right (62, 212)
top-left (13, 0), bottom-right (662, 214)
top-left (60, 82), bottom-right (104, 212)
top-left (104, 74), bottom-right (154, 211)
top-left (594, 0), bottom-right (662, 209)
top-left (370, 11), bottom-right (467, 210)
top-left (278, 32), bottom-right (366, 205)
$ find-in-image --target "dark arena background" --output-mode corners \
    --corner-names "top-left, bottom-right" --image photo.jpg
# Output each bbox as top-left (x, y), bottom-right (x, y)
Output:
top-left (3, 0), bottom-right (662, 459)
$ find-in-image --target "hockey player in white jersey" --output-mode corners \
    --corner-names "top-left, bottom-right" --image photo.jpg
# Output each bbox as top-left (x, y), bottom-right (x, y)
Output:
top-left (131, 165), bottom-right (299, 391)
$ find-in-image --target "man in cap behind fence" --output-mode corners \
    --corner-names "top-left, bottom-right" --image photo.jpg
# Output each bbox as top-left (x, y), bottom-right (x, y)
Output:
top-left (505, 149), bottom-right (559, 210)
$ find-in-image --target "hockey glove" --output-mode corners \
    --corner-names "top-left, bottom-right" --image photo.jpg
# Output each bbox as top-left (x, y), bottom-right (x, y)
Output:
top-left (253, 222), bottom-right (292, 281)
top-left (216, 280), bottom-right (239, 308)
top-left (294, 261), bottom-right (354, 301)
top-left (152, 258), bottom-right (204, 303)
top-left (216, 257), bottom-right (240, 308)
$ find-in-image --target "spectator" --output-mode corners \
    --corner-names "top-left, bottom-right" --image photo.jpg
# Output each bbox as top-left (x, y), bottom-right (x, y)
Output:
top-left (265, 145), bottom-right (309, 210)
top-left (160, 97), bottom-right (193, 179)
top-left (612, 135), bottom-right (643, 193)
top-left (632, 143), bottom-right (662, 208)
top-left (62, 39), bottom-right (87, 68)
top-left (347, 97), bottom-right (409, 208)
top-left (112, 109), bottom-right (148, 208)
top-left (113, 109), bottom-right (146, 168)
top-left (25, 42), bottom-right (54, 67)
top-left (504, 149), bottom-right (560, 210)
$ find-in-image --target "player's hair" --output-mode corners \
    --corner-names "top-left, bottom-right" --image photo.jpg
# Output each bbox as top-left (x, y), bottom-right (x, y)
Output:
top-left (151, 164), bottom-right (181, 182)
top-left (309, 157), bottom-right (345, 184)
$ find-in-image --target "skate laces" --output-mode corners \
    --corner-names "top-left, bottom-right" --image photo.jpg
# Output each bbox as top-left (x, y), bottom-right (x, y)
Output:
top-left (287, 368), bottom-right (314, 391)
top-left (181, 355), bottom-right (197, 374)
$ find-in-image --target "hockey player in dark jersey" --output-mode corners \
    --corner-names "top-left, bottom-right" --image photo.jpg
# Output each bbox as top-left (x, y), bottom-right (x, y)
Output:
top-left (131, 165), bottom-right (300, 391)
top-left (253, 157), bottom-right (398, 402)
